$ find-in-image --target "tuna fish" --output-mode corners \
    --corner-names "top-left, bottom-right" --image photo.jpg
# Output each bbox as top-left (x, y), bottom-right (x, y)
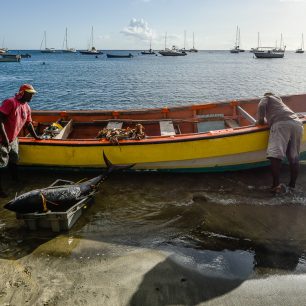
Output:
top-left (4, 152), bottom-right (133, 214)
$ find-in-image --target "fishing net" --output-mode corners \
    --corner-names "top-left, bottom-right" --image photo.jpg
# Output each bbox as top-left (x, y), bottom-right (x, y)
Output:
top-left (97, 123), bottom-right (145, 144)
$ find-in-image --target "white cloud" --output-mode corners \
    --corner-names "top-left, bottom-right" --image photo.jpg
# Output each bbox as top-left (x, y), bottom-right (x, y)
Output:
top-left (121, 18), bottom-right (154, 41)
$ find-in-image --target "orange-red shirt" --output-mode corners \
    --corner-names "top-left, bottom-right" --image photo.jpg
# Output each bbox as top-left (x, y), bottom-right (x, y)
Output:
top-left (0, 97), bottom-right (32, 142)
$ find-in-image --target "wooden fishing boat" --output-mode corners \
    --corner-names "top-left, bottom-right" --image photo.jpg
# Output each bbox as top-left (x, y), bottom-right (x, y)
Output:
top-left (18, 94), bottom-right (306, 172)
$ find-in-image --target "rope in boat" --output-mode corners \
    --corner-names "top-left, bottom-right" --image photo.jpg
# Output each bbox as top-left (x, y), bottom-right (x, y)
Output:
top-left (96, 123), bottom-right (145, 144)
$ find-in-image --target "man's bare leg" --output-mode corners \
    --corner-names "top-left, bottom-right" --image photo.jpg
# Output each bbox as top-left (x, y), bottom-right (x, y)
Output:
top-left (288, 159), bottom-right (299, 188)
top-left (269, 157), bottom-right (282, 188)
top-left (0, 170), bottom-right (8, 198)
top-left (8, 162), bottom-right (18, 181)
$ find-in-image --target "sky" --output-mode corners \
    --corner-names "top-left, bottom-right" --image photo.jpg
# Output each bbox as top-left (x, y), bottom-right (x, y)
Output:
top-left (1, 0), bottom-right (306, 50)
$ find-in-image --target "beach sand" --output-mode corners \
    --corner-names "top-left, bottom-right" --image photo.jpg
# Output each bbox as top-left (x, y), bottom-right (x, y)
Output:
top-left (1, 167), bottom-right (306, 305)
top-left (1, 234), bottom-right (306, 305)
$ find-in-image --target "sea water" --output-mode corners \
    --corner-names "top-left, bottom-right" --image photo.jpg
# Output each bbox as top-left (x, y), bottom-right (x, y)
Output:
top-left (1, 50), bottom-right (306, 110)
top-left (1, 50), bottom-right (306, 303)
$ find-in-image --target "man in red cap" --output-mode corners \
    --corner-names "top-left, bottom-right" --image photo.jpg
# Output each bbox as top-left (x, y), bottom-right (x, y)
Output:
top-left (0, 84), bottom-right (42, 197)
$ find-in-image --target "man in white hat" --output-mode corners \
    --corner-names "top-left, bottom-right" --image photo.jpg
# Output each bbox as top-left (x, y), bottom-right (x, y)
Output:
top-left (0, 84), bottom-right (42, 197)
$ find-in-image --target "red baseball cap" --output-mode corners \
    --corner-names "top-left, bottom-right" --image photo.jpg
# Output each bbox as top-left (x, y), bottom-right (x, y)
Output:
top-left (19, 84), bottom-right (37, 94)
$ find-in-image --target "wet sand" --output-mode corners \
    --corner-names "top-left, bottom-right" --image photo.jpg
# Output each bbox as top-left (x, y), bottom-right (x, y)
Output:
top-left (1, 165), bottom-right (306, 305)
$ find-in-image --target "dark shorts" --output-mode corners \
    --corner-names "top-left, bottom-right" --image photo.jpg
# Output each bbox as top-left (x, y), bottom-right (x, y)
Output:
top-left (267, 120), bottom-right (303, 161)
top-left (0, 138), bottom-right (19, 168)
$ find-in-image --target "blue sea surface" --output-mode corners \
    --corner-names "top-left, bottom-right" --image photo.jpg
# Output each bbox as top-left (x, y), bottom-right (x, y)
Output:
top-left (1, 50), bottom-right (306, 110)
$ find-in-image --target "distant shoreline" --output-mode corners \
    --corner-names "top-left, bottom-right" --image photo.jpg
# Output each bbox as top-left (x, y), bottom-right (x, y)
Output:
top-left (4, 49), bottom-right (300, 52)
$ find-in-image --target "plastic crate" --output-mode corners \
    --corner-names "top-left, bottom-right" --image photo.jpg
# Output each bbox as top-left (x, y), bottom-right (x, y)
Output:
top-left (16, 179), bottom-right (94, 232)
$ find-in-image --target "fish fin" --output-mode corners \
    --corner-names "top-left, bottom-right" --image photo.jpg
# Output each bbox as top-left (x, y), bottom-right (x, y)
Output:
top-left (103, 151), bottom-right (135, 173)
top-left (75, 178), bottom-right (88, 184)
top-left (103, 151), bottom-right (112, 169)
top-left (40, 193), bottom-right (48, 212)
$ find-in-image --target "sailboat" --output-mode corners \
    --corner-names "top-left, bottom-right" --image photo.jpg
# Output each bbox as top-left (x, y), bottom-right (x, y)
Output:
top-left (250, 32), bottom-right (262, 53)
top-left (62, 28), bottom-right (76, 53)
top-left (0, 38), bottom-right (8, 54)
top-left (159, 32), bottom-right (187, 56)
top-left (40, 31), bottom-right (56, 53)
top-left (253, 33), bottom-right (285, 59)
top-left (230, 26), bottom-right (244, 53)
top-left (79, 26), bottom-right (103, 55)
top-left (141, 36), bottom-right (155, 55)
top-left (179, 30), bottom-right (187, 53)
top-left (230, 26), bottom-right (240, 53)
top-left (296, 33), bottom-right (304, 53)
top-left (273, 33), bottom-right (286, 53)
top-left (0, 48), bottom-right (7, 54)
top-left (189, 32), bottom-right (198, 52)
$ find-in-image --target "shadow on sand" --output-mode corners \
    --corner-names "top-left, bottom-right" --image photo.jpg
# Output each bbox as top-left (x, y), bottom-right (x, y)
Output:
top-left (0, 166), bottom-right (306, 304)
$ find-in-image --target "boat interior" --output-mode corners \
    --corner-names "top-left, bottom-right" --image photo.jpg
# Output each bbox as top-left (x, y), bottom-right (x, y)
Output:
top-left (20, 95), bottom-right (306, 141)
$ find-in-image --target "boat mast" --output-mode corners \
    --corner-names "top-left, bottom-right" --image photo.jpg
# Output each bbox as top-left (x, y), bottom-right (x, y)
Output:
top-left (184, 30), bottom-right (186, 49)
top-left (302, 33), bottom-right (304, 50)
top-left (257, 32), bottom-right (260, 48)
top-left (193, 32), bottom-right (195, 49)
top-left (235, 26), bottom-right (238, 48)
top-left (280, 33), bottom-right (283, 49)
top-left (164, 32), bottom-right (167, 50)
top-left (90, 26), bottom-right (94, 49)
top-left (65, 27), bottom-right (68, 49)
top-left (40, 31), bottom-right (47, 50)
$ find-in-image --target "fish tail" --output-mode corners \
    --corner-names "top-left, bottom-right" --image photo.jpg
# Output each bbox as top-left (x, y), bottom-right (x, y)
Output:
top-left (103, 151), bottom-right (134, 174)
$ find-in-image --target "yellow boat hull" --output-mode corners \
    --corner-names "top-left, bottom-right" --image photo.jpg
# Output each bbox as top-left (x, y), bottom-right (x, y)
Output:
top-left (17, 94), bottom-right (306, 172)
top-left (19, 129), bottom-right (301, 171)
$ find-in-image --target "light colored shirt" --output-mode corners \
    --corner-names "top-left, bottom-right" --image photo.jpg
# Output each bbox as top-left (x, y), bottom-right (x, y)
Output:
top-left (0, 97), bottom-right (32, 142)
top-left (258, 94), bottom-right (299, 127)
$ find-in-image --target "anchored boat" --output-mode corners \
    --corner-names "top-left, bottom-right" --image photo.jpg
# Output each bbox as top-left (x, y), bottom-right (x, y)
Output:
top-left (254, 47), bottom-right (285, 58)
top-left (0, 54), bottom-right (21, 62)
top-left (106, 53), bottom-right (133, 58)
top-left (17, 94), bottom-right (306, 172)
top-left (230, 26), bottom-right (244, 53)
top-left (40, 31), bottom-right (56, 53)
top-left (296, 33), bottom-right (304, 54)
top-left (79, 26), bottom-right (103, 55)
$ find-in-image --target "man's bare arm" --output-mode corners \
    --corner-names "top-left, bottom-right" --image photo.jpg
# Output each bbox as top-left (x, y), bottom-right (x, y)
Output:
top-left (26, 122), bottom-right (42, 140)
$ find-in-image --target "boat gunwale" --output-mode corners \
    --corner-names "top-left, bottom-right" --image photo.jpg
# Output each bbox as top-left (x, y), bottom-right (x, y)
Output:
top-left (19, 125), bottom-right (272, 146)
top-left (30, 99), bottom-right (261, 116)
top-left (23, 93), bottom-right (306, 146)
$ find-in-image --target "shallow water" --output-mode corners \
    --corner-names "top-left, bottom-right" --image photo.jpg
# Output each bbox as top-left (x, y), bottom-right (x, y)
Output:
top-left (1, 164), bottom-right (306, 280)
